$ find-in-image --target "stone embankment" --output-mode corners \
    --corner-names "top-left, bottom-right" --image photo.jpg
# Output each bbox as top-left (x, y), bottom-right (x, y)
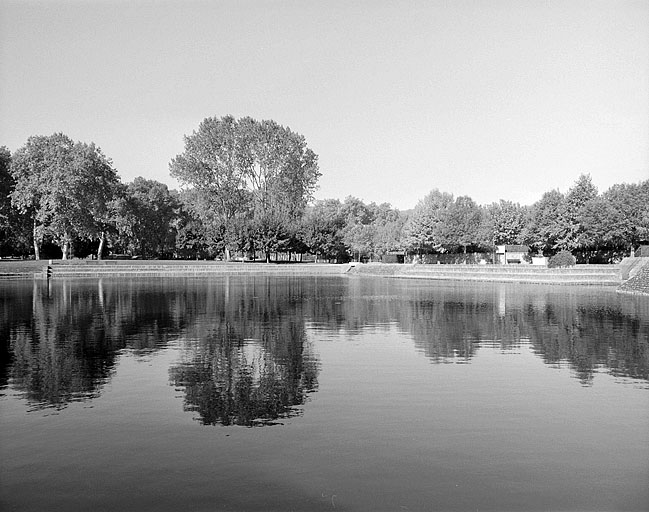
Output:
top-left (2, 259), bottom-right (648, 292)
top-left (23, 260), bottom-right (348, 279)
top-left (349, 262), bottom-right (623, 286)
top-left (617, 257), bottom-right (649, 295)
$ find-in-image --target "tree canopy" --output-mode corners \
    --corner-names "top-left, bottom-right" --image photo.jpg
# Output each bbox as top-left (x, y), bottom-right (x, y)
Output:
top-left (170, 115), bottom-right (320, 261)
top-left (10, 133), bottom-right (121, 259)
top-left (2, 124), bottom-right (646, 264)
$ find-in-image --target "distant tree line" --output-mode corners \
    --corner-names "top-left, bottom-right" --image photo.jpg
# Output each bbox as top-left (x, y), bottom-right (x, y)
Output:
top-left (1, 117), bottom-right (647, 262)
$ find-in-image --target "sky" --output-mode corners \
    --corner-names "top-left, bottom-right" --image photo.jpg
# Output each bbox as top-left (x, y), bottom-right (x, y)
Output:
top-left (1, 0), bottom-right (648, 211)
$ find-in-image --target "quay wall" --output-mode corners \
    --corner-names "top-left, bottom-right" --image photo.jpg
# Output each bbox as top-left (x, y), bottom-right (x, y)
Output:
top-left (349, 262), bottom-right (623, 286)
top-left (3, 260), bottom-right (646, 290)
top-left (617, 258), bottom-right (649, 296)
top-left (0, 260), bottom-right (349, 279)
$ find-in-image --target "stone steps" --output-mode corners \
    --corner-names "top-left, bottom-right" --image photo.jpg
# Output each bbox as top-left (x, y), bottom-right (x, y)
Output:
top-left (352, 263), bottom-right (622, 285)
top-left (46, 262), bottom-right (347, 278)
top-left (618, 261), bottom-right (649, 295)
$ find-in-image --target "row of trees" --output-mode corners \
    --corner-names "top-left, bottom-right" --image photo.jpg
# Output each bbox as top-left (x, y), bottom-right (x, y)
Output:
top-left (404, 174), bottom-right (649, 259)
top-left (1, 116), bottom-right (648, 262)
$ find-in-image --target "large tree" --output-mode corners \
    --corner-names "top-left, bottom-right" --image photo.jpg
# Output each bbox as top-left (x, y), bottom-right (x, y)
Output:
top-left (402, 189), bottom-right (454, 255)
top-left (10, 134), bottom-right (121, 259)
top-left (443, 195), bottom-right (485, 253)
top-left (113, 177), bottom-right (178, 259)
top-left (555, 173), bottom-right (599, 251)
top-left (170, 116), bottom-right (320, 261)
top-left (485, 200), bottom-right (528, 245)
top-left (601, 180), bottom-right (649, 250)
top-left (524, 189), bottom-right (565, 254)
top-left (300, 199), bottom-right (348, 262)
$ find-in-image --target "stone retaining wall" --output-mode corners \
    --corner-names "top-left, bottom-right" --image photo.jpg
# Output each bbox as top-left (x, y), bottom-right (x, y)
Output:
top-left (349, 263), bottom-right (622, 286)
top-left (44, 261), bottom-right (348, 278)
top-left (618, 263), bottom-right (649, 296)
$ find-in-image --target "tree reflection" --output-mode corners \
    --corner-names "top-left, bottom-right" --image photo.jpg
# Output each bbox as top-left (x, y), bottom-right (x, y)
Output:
top-left (2, 275), bottom-right (646, 416)
top-left (3, 279), bottom-right (185, 410)
top-left (316, 279), bottom-right (648, 383)
top-left (169, 277), bottom-right (319, 427)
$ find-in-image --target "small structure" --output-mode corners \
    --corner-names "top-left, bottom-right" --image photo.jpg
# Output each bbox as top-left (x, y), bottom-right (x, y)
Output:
top-left (381, 252), bottom-right (405, 264)
top-left (495, 245), bottom-right (530, 264)
top-left (633, 242), bottom-right (649, 257)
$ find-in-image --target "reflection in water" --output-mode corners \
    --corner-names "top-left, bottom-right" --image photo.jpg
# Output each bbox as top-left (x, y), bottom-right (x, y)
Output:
top-left (169, 276), bottom-right (319, 426)
top-left (336, 279), bottom-right (649, 384)
top-left (1, 276), bottom-right (647, 418)
top-left (1, 279), bottom-right (192, 410)
top-left (170, 323), bottom-right (318, 426)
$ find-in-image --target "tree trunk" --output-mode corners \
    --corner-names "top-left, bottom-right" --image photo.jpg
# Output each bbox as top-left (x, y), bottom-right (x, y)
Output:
top-left (62, 235), bottom-right (70, 260)
top-left (265, 252), bottom-right (271, 263)
top-left (32, 219), bottom-right (40, 261)
top-left (97, 231), bottom-right (106, 260)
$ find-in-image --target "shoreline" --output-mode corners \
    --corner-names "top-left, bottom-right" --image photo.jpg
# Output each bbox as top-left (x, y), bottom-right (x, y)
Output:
top-left (3, 259), bottom-right (649, 294)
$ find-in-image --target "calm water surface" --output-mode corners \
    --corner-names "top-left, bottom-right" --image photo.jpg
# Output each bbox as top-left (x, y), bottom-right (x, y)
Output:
top-left (1, 276), bottom-right (648, 511)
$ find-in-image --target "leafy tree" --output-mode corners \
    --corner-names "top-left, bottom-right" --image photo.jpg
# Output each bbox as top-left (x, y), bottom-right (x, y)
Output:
top-left (339, 196), bottom-right (378, 261)
top-left (373, 214), bottom-right (406, 257)
top-left (555, 173), bottom-right (598, 251)
top-left (170, 116), bottom-right (320, 261)
top-left (443, 195), bottom-right (485, 253)
top-left (0, 147), bottom-right (30, 256)
top-left (524, 189), bottom-right (565, 254)
top-left (576, 196), bottom-right (625, 249)
top-left (0, 147), bottom-right (11, 228)
top-left (601, 180), bottom-right (649, 249)
top-left (485, 200), bottom-right (528, 245)
top-left (10, 134), bottom-right (121, 259)
top-left (402, 189), bottom-right (454, 255)
top-left (300, 199), bottom-right (348, 262)
top-left (113, 178), bottom-right (178, 258)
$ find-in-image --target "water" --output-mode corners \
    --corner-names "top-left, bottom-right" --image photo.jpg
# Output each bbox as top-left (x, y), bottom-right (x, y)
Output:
top-left (1, 276), bottom-right (648, 511)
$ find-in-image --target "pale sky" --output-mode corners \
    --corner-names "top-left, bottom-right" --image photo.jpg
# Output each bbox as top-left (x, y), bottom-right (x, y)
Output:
top-left (1, 0), bottom-right (648, 210)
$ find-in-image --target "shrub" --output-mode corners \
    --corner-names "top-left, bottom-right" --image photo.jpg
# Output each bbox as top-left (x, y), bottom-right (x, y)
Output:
top-left (548, 250), bottom-right (576, 268)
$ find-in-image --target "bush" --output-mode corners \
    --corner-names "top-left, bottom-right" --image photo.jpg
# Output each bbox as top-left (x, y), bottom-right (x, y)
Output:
top-left (548, 250), bottom-right (576, 268)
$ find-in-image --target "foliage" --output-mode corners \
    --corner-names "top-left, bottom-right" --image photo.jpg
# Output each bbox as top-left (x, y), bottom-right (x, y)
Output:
top-left (9, 134), bottom-right (121, 259)
top-left (300, 199), bottom-right (348, 262)
top-left (443, 195), bottom-right (485, 253)
top-left (170, 115), bottom-right (320, 260)
top-left (113, 178), bottom-right (179, 258)
top-left (600, 180), bottom-right (649, 248)
top-left (402, 189), bottom-right (454, 253)
top-left (485, 200), bottom-right (528, 245)
top-left (0, 146), bottom-right (31, 256)
top-left (555, 173), bottom-right (598, 251)
top-left (524, 189), bottom-right (565, 254)
top-left (4, 127), bottom-right (646, 262)
top-left (548, 250), bottom-right (576, 268)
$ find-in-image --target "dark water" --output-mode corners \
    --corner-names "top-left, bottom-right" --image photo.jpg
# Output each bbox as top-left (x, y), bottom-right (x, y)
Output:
top-left (1, 276), bottom-right (648, 511)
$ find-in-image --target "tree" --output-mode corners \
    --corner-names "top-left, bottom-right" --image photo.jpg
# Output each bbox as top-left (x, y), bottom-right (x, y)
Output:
top-left (0, 147), bottom-right (30, 256)
top-left (443, 195), bottom-right (484, 253)
top-left (485, 200), bottom-right (528, 245)
top-left (524, 189), bottom-right (565, 254)
top-left (555, 173), bottom-right (598, 251)
top-left (0, 146), bottom-right (11, 228)
top-left (10, 134), bottom-right (121, 259)
top-left (601, 180), bottom-right (649, 249)
top-left (170, 116), bottom-right (320, 261)
top-left (402, 189), bottom-right (454, 255)
top-left (113, 178), bottom-right (178, 258)
top-left (373, 207), bottom-right (406, 257)
top-left (300, 199), bottom-right (348, 262)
